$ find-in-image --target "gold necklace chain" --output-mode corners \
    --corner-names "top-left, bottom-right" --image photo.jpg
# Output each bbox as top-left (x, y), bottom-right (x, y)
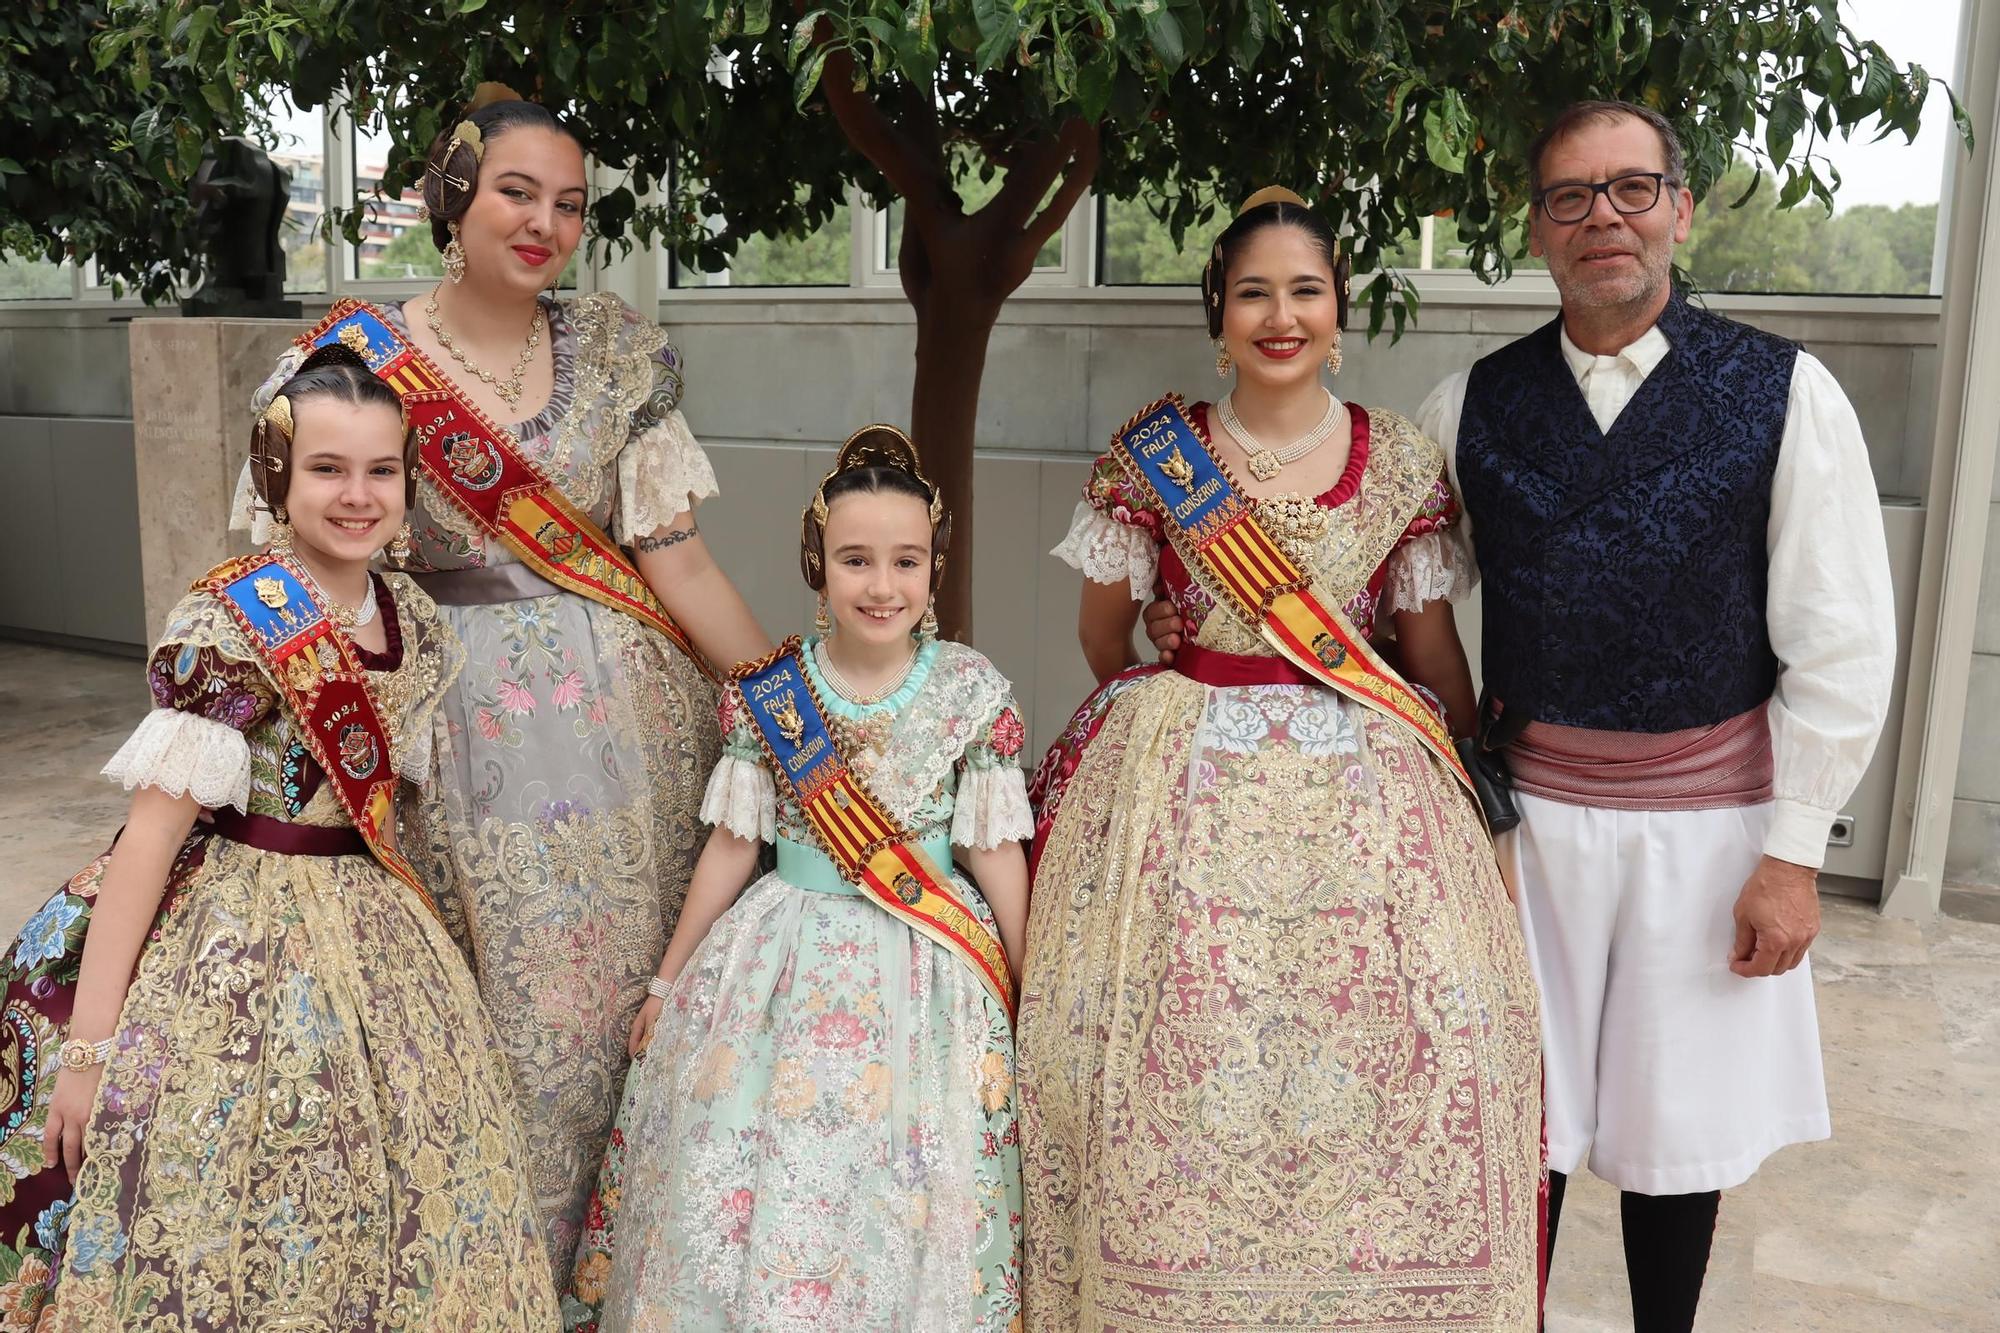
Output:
top-left (814, 638), bottom-right (918, 706)
top-left (424, 289), bottom-right (546, 408)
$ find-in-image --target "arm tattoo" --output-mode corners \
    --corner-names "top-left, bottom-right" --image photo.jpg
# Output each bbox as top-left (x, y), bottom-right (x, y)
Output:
top-left (636, 524), bottom-right (697, 554)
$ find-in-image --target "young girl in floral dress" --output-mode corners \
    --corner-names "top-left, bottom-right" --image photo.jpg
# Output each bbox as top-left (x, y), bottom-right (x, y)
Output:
top-left (0, 347), bottom-right (556, 1329)
top-left (564, 426), bottom-right (1030, 1332)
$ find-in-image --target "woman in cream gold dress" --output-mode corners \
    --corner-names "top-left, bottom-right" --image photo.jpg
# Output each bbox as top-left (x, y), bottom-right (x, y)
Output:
top-left (240, 91), bottom-right (770, 1275)
top-left (1019, 191), bottom-right (1542, 1331)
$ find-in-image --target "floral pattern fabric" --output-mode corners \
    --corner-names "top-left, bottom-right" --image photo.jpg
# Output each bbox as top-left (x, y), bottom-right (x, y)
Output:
top-left (1022, 403), bottom-right (1543, 1331)
top-left (0, 574), bottom-right (557, 1331)
top-left (564, 637), bottom-right (1029, 1332)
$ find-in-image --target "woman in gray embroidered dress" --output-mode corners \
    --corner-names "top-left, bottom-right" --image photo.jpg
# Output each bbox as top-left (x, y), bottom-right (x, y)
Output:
top-left (238, 94), bottom-right (770, 1275)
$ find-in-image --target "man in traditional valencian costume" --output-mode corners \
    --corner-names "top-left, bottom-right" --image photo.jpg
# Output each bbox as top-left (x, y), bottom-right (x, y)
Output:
top-left (1418, 101), bottom-right (1897, 1330)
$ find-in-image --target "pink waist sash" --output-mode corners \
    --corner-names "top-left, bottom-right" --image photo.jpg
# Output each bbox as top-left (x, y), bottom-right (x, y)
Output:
top-left (1508, 704), bottom-right (1774, 811)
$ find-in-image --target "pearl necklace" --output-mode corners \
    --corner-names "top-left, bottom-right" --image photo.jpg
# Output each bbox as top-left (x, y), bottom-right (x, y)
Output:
top-left (424, 289), bottom-right (546, 409)
top-left (815, 639), bottom-right (918, 706)
top-left (300, 567), bottom-right (377, 630)
top-left (1217, 389), bottom-right (1342, 482)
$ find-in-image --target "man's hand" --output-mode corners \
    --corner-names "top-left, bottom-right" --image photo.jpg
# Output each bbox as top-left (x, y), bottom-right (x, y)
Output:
top-left (1142, 599), bottom-right (1183, 665)
top-left (1727, 855), bottom-right (1820, 978)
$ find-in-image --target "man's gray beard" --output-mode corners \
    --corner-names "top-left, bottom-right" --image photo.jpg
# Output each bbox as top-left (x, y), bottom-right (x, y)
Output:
top-left (1554, 247), bottom-right (1674, 311)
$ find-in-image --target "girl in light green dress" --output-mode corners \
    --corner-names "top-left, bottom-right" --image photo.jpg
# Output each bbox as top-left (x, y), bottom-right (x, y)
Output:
top-left (565, 428), bottom-right (1030, 1332)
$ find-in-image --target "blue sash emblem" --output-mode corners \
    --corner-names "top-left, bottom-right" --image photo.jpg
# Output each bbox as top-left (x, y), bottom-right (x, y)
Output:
top-left (1117, 399), bottom-right (1244, 541)
top-left (313, 307), bottom-right (396, 372)
top-left (737, 656), bottom-right (840, 801)
top-left (218, 563), bottom-right (322, 651)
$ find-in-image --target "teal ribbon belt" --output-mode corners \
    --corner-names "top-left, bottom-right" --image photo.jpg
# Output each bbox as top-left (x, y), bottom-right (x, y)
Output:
top-left (777, 833), bottom-right (954, 896)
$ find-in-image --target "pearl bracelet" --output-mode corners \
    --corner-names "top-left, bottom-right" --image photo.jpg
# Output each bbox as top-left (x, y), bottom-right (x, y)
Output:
top-left (646, 975), bottom-right (674, 1001)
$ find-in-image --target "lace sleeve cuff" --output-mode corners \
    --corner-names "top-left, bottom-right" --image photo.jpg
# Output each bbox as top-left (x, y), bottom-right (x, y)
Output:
top-left (951, 764), bottom-right (1035, 851)
top-left (700, 752), bottom-right (777, 843)
top-left (616, 408), bottom-right (721, 541)
top-left (1051, 501), bottom-right (1156, 598)
top-left (1378, 526), bottom-right (1478, 617)
top-left (101, 709), bottom-right (253, 812)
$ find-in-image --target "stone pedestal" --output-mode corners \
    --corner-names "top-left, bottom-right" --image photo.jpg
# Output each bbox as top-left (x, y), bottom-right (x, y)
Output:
top-left (129, 316), bottom-right (308, 640)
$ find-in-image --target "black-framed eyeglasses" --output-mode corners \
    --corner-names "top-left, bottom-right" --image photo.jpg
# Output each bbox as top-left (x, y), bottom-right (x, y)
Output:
top-left (1534, 172), bottom-right (1677, 225)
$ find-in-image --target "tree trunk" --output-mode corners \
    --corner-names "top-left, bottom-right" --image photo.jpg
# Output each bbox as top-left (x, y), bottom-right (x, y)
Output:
top-left (902, 225), bottom-right (1005, 642)
top-left (811, 57), bottom-right (1099, 642)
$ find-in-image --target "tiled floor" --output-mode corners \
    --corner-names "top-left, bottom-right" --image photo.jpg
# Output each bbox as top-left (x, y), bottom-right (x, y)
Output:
top-left (3, 638), bottom-right (1997, 1329)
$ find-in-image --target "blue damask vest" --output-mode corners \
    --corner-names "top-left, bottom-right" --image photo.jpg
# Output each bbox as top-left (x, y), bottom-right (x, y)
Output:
top-left (1457, 291), bottom-right (1797, 733)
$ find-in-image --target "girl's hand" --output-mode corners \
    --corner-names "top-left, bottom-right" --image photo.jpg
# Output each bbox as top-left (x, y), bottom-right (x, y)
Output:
top-left (629, 995), bottom-right (666, 1056)
top-left (43, 1064), bottom-right (103, 1181)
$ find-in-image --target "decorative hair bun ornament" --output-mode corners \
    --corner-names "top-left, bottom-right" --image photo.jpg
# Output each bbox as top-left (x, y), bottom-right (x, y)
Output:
top-left (800, 424), bottom-right (951, 590)
top-left (1237, 185), bottom-right (1309, 214)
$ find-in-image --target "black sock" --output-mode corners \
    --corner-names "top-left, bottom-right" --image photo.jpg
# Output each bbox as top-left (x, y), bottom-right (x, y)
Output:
top-left (1621, 1188), bottom-right (1720, 1333)
top-left (1546, 1170), bottom-right (1568, 1268)
top-left (1538, 1170), bottom-right (1567, 1333)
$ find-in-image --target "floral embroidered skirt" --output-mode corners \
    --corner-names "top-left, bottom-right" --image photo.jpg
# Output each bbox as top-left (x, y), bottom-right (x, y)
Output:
top-left (1020, 673), bottom-right (1543, 1332)
top-left (564, 868), bottom-right (1022, 1332)
top-left (0, 835), bottom-right (556, 1331)
top-left (405, 588), bottom-right (718, 1279)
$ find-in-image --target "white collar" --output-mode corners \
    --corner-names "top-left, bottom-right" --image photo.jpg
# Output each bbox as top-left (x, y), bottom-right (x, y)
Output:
top-left (1558, 321), bottom-right (1672, 381)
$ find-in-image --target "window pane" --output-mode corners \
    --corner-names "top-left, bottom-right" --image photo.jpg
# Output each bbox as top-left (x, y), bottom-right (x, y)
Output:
top-left (353, 121), bottom-right (439, 281)
top-left (670, 198), bottom-right (850, 289)
top-left (1099, 194), bottom-right (1207, 285)
top-left (260, 99), bottom-right (329, 294)
top-left (0, 255), bottom-right (71, 301)
top-left (1097, 198), bottom-right (1444, 284)
top-left (1681, 0), bottom-right (1956, 295)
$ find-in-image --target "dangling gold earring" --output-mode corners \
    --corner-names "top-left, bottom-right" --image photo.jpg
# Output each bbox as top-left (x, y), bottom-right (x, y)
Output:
top-left (443, 222), bottom-right (467, 285)
top-left (269, 505), bottom-right (293, 551)
top-left (1326, 330), bottom-right (1343, 376)
top-left (1214, 339), bottom-right (1232, 378)
top-left (387, 521), bottom-right (413, 566)
top-left (917, 598), bottom-right (939, 640)
top-left (814, 594), bottom-right (831, 635)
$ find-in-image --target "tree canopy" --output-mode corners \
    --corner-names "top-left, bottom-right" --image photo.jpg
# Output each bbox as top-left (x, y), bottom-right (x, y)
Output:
top-left (0, 0), bottom-right (198, 301)
top-left (69, 1), bottom-right (1963, 326)
top-left (26, 0), bottom-right (1967, 627)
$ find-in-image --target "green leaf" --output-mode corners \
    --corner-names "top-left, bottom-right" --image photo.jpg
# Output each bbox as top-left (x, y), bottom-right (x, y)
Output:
top-left (1141, 4), bottom-right (1185, 71)
top-left (1074, 49), bottom-right (1115, 122)
top-left (1729, 166), bottom-right (1762, 209)
top-left (1777, 168), bottom-right (1810, 210)
top-left (792, 43), bottom-right (830, 109)
top-left (1052, 37), bottom-right (1078, 96)
top-left (460, 0), bottom-right (488, 11)
top-left (1423, 91), bottom-right (1470, 174)
top-left (1857, 50), bottom-right (1895, 110)
top-left (1765, 87), bottom-right (1804, 165)
top-left (92, 27), bottom-right (130, 72)
top-left (741, 0), bottom-right (770, 38)
top-left (971, 0), bottom-right (1022, 70)
top-left (185, 5), bottom-right (220, 64)
top-left (1947, 84), bottom-right (1976, 149)
top-left (788, 11), bottom-right (827, 70)
top-left (0, 159), bottom-right (21, 177)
